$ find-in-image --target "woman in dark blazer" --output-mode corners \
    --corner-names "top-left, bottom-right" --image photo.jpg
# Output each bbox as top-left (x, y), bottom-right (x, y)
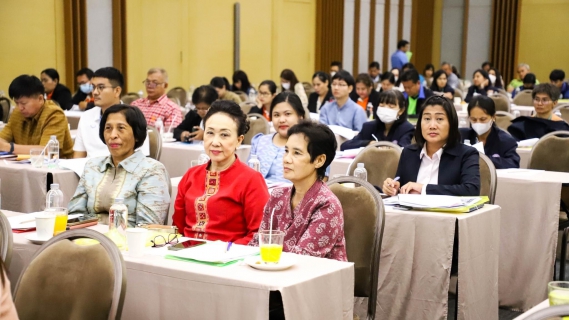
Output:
top-left (40, 68), bottom-right (73, 110)
top-left (383, 95), bottom-right (480, 196)
top-left (430, 70), bottom-right (455, 100)
top-left (307, 72), bottom-right (333, 113)
top-left (341, 90), bottom-right (413, 150)
top-left (460, 96), bottom-right (519, 169)
top-left (464, 69), bottom-right (498, 103)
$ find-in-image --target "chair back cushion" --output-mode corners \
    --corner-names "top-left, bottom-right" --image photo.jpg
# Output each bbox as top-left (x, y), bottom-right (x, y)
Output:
top-left (529, 135), bottom-right (569, 172)
top-left (479, 155), bottom-right (491, 198)
top-left (495, 112), bottom-right (514, 131)
top-left (349, 148), bottom-right (400, 187)
top-left (243, 116), bottom-right (269, 144)
top-left (121, 93), bottom-right (139, 106)
top-left (329, 184), bottom-right (377, 297)
top-left (0, 98), bottom-right (10, 123)
top-left (490, 94), bottom-right (510, 112)
top-left (512, 90), bottom-right (534, 106)
top-left (147, 127), bottom-right (161, 160)
top-left (167, 87), bottom-right (187, 105)
top-left (560, 108), bottom-right (569, 123)
top-left (14, 240), bottom-right (115, 320)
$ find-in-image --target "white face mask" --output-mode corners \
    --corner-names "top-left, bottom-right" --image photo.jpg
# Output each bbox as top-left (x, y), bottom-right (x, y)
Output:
top-left (376, 107), bottom-right (399, 124)
top-left (330, 71), bottom-right (336, 77)
top-left (471, 121), bottom-right (493, 136)
top-left (282, 82), bottom-right (291, 90)
top-left (488, 74), bottom-right (496, 85)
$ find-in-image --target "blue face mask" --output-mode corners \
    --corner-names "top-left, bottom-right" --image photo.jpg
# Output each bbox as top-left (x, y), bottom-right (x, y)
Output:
top-left (80, 83), bottom-right (93, 94)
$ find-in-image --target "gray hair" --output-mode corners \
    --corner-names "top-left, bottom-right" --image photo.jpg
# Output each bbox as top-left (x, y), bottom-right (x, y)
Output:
top-left (147, 68), bottom-right (169, 83)
top-left (517, 63), bottom-right (530, 70)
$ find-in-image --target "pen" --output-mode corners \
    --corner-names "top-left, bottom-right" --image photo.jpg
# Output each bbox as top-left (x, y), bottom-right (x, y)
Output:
top-left (225, 242), bottom-right (233, 253)
top-left (371, 134), bottom-right (379, 142)
top-left (390, 176), bottom-right (400, 188)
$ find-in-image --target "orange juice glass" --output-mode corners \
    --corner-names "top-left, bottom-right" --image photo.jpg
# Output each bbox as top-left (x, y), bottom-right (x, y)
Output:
top-left (45, 207), bottom-right (68, 235)
top-left (259, 230), bottom-right (285, 264)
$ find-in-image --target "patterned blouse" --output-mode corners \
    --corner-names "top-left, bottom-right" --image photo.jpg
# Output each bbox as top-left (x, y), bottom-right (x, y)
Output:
top-left (249, 133), bottom-right (289, 185)
top-left (249, 180), bottom-right (347, 261)
top-left (68, 151), bottom-right (170, 227)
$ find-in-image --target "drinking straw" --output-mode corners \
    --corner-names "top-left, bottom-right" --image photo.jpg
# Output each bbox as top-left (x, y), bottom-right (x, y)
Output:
top-left (269, 207), bottom-right (276, 244)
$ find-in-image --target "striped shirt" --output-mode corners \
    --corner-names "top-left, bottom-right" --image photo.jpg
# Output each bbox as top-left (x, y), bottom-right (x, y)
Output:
top-left (131, 94), bottom-right (182, 128)
top-left (0, 100), bottom-right (73, 158)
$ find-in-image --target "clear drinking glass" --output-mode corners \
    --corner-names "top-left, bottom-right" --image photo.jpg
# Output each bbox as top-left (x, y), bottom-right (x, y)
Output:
top-left (258, 230), bottom-right (285, 264)
top-left (548, 281), bottom-right (569, 306)
top-left (30, 148), bottom-right (44, 168)
top-left (45, 207), bottom-right (68, 236)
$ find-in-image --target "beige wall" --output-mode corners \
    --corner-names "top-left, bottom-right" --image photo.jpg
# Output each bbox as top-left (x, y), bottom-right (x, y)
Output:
top-left (125, 0), bottom-right (316, 93)
top-left (0, 0), bottom-right (67, 97)
top-left (518, 0), bottom-right (569, 82)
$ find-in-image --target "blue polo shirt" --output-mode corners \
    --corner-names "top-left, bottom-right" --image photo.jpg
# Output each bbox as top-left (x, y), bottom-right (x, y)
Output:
top-left (319, 98), bottom-right (368, 131)
top-left (561, 82), bottom-right (569, 99)
top-left (391, 50), bottom-right (408, 70)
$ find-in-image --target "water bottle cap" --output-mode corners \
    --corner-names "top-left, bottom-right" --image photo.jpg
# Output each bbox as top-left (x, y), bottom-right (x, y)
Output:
top-left (50, 135), bottom-right (56, 139)
top-left (357, 163), bottom-right (364, 168)
top-left (50, 183), bottom-right (59, 189)
top-left (114, 198), bottom-right (124, 203)
top-left (251, 154), bottom-right (258, 159)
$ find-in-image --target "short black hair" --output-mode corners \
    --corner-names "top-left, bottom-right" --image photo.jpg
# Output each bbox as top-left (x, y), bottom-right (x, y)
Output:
top-left (355, 73), bottom-right (374, 88)
top-left (210, 77), bottom-right (230, 90)
top-left (400, 69), bottom-right (420, 84)
top-left (100, 104), bottom-right (147, 150)
top-left (473, 69), bottom-right (490, 81)
top-left (287, 120), bottom-right (337, 180)
top-left (203, 100), bottom-right (250, 136)
top-left (8, 75), bottom-right (45, 100)
top-left (380, 71), bottom-right (396, 84)
top-left (331, 70), bottom-right (355, 87)
top-left (75, 68), bottom-right (94, 79)
top-left (232, 70), bottom-right (251, 93)
top-left (192, 85), bottom-right (218, 106)
top-left (550, 69), bottom-right (566, 82)
top-left (41, 68), bottom-right (60, 82)
top-left (312, 71), bottom-right (330, 88)
top-left (523, 73), bottom-right (537, 85)
top-left (467, 95), bottom-right (496, 117)
top-left (259, 80), bottom-right (277, 95)
top-left (93, 67), bottom-right (124, 89)
top-left (402, 62), bottom-right (415, 71)
top-left (481, 61), bottom-right (493, 69)
top-left (414, 95), bottom-right (460, 149)
top-left (424, 64), bottom-right (435, 73)
top-left (369, 61), bottom-right (380, 69)
top-left (269, 92), bottom-right (305, 121)
top-left (280, 69), bottom-right (299, 91)
top-left (532, 83), bottom-right (561, 102)
top-left (330, 61), bottom-right (342, 69)
top-left (397, 40), bottom-right (409, 49)
top-left (378, 90), bottom-right (408, 124)
top-left (430, 70), bottom-right (447, 91)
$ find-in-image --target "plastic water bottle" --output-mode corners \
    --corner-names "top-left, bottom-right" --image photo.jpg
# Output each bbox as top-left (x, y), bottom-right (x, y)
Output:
top-left (464, 139), bottom-right (471, 146)
top-left (367, 103), bottom-right (374, 120)
top-left (248, 154), bottom-right (261, 172)
top-left (248, 90), bottom-right (257, 102)
top-left (513, 110), bottom-right (521, 118)
top-left (154, 117), bottom-right (164, 136)
top-left (45, 184), bottom-right (64, 208)
top-left (108, 198), bottom-right (128, 247)
top-left (197, 151), bottom-right (210, 165)
top-left (353, 163), bottom-right (368, 181)
top-left (47, 135), bottom-right (59, 168)
top-left (138, 90), bottom-right (144, 98)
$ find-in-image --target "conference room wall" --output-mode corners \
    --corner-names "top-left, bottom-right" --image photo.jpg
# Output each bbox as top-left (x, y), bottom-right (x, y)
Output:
top-left (0, 0), bottom-right (67, 95)
top-left (517, 0), bottom-right (569, 82)
top-left (125, 0), bottom-right (316, 93)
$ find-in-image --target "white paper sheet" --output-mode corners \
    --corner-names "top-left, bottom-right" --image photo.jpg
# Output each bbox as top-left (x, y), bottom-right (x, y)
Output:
top-left (167, 243), bottom-right (259, 263)
top-left (328, 125), bottom-right (358, 140)
top-left (472, 142), bottom-right (485, 154)
top-left (335, 147), bottom-right (363, 159)
top-left (517, 138), bottom-right (539, 147)
top-left (396, 194), bottom-right (481, 209)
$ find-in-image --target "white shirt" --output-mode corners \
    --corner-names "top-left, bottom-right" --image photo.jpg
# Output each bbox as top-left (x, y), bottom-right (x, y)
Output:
top-left (416, 145), bottom-right (443, 195)
top-left (73, 106), bottom-right (150, 158)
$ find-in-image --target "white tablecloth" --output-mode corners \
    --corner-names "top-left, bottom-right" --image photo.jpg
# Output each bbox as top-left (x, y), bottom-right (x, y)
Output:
top-left (159, 142), bottom-right (251, 178)
top-left (495, 169), bottom-right (569, 311)
top-left (517, 148), bottom-right (531, 169)
top-left (6, 211), bottom-right (354, 320)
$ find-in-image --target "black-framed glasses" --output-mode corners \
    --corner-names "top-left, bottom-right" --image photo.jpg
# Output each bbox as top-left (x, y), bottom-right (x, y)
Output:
top-left (151, 234), bottom-right (179, 247)
top-left (93, 85), bottom-right (116, 92)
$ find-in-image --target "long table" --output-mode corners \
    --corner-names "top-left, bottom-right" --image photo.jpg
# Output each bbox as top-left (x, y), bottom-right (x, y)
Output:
top-left (159, 142), bottom-right (251, 178)
top-left (6, 211), bottom-right (355, 320)
top-left (0, 161), bottom-right (79, 213)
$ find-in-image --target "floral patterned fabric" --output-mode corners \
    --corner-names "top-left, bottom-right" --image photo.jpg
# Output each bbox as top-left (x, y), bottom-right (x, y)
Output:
top-left (249, 180), bottom-right (347, 261)
top-left (68, 151), bottom-right (170, 227)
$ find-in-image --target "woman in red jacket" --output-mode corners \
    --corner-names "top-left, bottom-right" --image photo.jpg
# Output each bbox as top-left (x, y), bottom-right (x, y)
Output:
top-left (173, 101), bottom-right (269, 244)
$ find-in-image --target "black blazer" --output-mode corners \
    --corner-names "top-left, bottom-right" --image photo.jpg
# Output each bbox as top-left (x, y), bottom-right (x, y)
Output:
top-left (395, 143), bottom-right (480, 196)
top-left (430, 84), bottom-right (455, 95)
top-left (173, 110), bottom-right (202, 141)
top-left (464, 85), bottom-right (498, 103)
top-left (50, 83), bottom-right (73, 110)
top-left (71, 90), bottom-right (88, 105)
top-left (308, 91), bottom-right (334, 113)
top-left (341, 119), bottom-right (414, 150)
top-left (460, 125), bottom-right (520, 169)
top-left (507, 116), bottom-right (569, 141)
top-left (349, 89), bottom-right (380, 118)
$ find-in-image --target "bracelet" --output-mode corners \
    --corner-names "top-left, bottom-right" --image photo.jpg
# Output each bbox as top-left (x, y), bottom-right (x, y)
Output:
top-left (9, 142), bottom-right (14, 154)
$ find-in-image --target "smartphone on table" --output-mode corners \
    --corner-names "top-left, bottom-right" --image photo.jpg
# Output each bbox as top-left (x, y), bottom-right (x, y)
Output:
top-left (167, 239), bottom-right (206, 251)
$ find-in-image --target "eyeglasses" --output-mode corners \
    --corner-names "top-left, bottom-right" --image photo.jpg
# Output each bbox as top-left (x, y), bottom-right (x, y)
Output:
top-left (258, 91), bottom-right (271, 97)
top-left (331, 83), bottom-right (348, 88)
top-left (142, 80), bottom-right (165, 88)
top-left (150, 234), bottom-right (179, 248)
top-left (93, 85), bottom-right (116, 92)
top-left (533, 98), bottom-right (552, 105)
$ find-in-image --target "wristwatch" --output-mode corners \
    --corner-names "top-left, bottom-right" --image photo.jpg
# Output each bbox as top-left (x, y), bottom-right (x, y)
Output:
top-left (9, 142), bottom-right (14, 153)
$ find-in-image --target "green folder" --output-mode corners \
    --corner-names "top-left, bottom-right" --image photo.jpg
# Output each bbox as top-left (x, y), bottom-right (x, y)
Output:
top-left (416, 196), bottom-right (490, 213)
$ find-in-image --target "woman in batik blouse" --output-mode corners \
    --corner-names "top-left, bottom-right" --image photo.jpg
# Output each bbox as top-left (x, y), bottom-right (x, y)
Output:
top-left (68, 105), bottom-right (170, 226)
top-left (250, 121), bottom-right (347, 261)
